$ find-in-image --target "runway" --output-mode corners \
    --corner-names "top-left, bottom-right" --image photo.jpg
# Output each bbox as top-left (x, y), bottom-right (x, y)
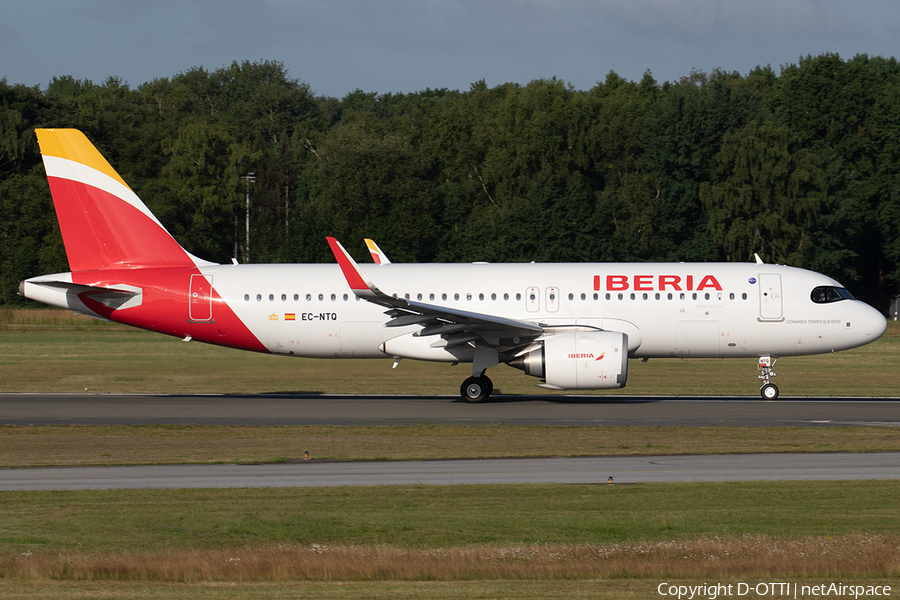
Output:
top-left (2, 394), bottom-right (898, 491)
top-left (2, 453), bottom-right (898, 491)
top-left (1, 393), bottom-right (899, 426)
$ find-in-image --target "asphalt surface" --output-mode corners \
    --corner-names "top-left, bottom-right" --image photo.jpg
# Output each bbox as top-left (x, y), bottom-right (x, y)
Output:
top-left (1, 393), bottom-right (899, 426)
top-left (3, 394), bottom-right (898, 490)
top-left (1, 453), bottom-right (898, 491)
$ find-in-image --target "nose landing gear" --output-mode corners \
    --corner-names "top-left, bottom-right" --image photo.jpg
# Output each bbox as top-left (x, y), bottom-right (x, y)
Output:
top-left (758, 355), bottom-right (779, 400)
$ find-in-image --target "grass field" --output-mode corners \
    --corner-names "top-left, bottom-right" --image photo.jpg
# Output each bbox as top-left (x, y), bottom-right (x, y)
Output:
top-left (2, 424), bottom-right (900, 467)
top-left (1, 483), bottom-right (899, 587)
top-left (1, 309), bottom-right (899, 396)
top-left (1, 309), bottom-right (899, 598)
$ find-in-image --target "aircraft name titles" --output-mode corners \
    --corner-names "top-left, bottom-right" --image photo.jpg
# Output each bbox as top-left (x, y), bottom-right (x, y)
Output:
top-left (785, 319), bottom-right (844, 325)
top-left (594, 274), bottom-right (724, 292)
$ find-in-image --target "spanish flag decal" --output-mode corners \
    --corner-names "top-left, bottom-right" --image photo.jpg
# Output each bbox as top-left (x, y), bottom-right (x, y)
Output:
top-left (285, 313), bottom-right (296, 321)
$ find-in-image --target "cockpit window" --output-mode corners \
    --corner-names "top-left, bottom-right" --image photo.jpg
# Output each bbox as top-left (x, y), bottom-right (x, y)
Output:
top-left (811, 286), bottom-right (854, 304)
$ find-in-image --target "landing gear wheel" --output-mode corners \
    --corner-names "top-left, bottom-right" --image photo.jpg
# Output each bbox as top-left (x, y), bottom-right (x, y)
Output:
top-left (760, 383), bottom-right (779, 400)
top-left (461, 375), bottom-right (492, 403)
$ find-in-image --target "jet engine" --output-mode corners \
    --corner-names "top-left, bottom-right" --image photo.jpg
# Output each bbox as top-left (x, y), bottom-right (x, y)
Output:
top-left (507, 331), bottom-right (628, 390)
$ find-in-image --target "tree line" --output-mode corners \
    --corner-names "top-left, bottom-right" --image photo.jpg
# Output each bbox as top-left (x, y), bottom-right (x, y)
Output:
top-left (1, 55), bottom-right (899, 308)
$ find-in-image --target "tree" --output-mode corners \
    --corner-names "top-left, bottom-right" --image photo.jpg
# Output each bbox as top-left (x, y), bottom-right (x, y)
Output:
top-left (700, 120), bottom-right (825, 265)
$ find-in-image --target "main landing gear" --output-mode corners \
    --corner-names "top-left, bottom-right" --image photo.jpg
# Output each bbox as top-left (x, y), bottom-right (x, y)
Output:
top-left (460, 345), bottom-right (500, 403)
top-left (461, 373), bottom-right (493, 403)
top-left (758, 355), bottom-right (779, 400)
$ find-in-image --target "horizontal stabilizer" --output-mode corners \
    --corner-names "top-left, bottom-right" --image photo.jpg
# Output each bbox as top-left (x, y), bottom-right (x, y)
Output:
top-left (21, 276), bottom-right (142, 311)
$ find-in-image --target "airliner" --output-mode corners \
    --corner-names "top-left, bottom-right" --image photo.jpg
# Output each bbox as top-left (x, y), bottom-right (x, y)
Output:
top-left (19, 129), bottom-right (888, 402)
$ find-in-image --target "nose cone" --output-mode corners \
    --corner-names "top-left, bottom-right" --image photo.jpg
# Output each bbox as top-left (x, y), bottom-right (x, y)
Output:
top-left (867, 304), bottom-right (888, 342)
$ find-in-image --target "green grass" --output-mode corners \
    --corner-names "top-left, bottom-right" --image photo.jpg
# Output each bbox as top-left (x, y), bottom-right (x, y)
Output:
top-left (1, 310), bottom-right (899, 396)
top-left (1, 481), bottom-right (898, 554)
top-left (2, 424), bottom-right (900, 467)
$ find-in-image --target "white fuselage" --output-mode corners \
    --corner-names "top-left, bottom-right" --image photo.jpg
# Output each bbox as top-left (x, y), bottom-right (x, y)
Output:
top-left (198, 261), bottom-right (886, 361)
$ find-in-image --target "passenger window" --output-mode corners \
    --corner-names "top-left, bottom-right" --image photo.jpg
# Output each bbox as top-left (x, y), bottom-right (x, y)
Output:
top-left (257, 294), bottom-right (262, 302)
top-left (306, 294), bottom-right (312, 301)
top-left (318, 294), bottom-right (324, 301)
top-left (269, 294), bottom-right (274, 301)
top-left (331, 294), bottom-right (336, 301)
top-left (281, 294), bottom-right (286, 301)
top-left (293, 294), bottom-right (299, 301)
top-left (244, 294), bottom-right (250, 302)
top-left (343, 294), bottom-right (348, 301)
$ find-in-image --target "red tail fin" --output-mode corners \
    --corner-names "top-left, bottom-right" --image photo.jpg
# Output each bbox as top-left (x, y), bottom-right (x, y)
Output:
top-left (36, 129), bottom-right (213, 271)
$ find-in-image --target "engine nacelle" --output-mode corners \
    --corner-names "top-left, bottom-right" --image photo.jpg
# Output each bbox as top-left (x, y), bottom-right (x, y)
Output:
top-left (508, 331), bottom-right (628, 390)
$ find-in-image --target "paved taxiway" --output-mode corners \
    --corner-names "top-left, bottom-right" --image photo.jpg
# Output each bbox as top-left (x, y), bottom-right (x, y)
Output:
top-left (2, 393), bottom-right (900, 426)
top-left (2, 453), bottom-right (899, 491)
top-left (3, 394), bottom-right (897, 491)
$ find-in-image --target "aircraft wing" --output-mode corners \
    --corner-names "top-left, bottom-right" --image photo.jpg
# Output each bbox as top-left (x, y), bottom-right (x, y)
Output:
top-left (364, 238), bottom-right (392, 264)
top-left (327, 237), bottom-right (543, 350)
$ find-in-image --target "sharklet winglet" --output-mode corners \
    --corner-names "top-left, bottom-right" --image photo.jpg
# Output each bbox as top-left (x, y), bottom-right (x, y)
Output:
top-left (327, 237), bottom-right (381, 299)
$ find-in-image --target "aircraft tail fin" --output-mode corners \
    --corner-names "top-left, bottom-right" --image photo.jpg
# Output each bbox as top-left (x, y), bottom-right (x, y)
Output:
top-left (36, 128), bottom-right (213, 271)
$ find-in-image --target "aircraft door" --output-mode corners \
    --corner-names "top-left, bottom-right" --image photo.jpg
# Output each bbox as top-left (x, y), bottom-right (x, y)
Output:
top-left (525, 287), bottom-right (539, 312)
top-left (189, 274), bottom-right (213, 322)
top-left (758, 273), bottom-right (783, 321)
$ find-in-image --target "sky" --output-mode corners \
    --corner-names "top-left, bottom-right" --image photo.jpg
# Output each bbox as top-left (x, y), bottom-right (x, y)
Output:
top-left (3, 0), bottom-right (900, 98)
